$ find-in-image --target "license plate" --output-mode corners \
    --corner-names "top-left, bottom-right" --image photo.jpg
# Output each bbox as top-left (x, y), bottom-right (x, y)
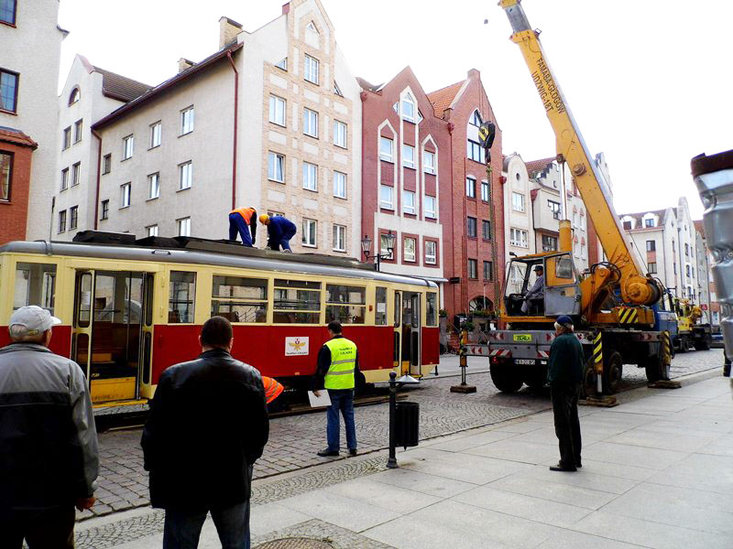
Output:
top-left (515, 359), bottom-right (535, 365)
top-left (513, 334), bottom-right (532, 342)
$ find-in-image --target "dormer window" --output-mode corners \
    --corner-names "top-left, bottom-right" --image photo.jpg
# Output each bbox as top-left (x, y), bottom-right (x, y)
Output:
top-left (69, 87), bottom-right (81, 106)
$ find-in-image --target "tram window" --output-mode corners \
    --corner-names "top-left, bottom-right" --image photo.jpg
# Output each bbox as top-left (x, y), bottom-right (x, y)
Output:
top-left (426, 292), bottom-right (438, 326)
top-left (169, 271), bottom-right (196, 323)
top-left (375, 287), bottom-right (387, 325)
top-left (212, 276), bottom-right (268, 323)
top-left (326, 284), bottom-right (366, 324)
top-left (14, 263), bottom-right (56, 314)
top-left (273, 279), bottom-right (321, 324)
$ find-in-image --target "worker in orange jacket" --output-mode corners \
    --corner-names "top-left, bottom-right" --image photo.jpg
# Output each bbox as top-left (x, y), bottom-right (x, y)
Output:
top-left (262, 376), bottom-right (286, 412)
top-left (229, 207), bottom-right (258, 247)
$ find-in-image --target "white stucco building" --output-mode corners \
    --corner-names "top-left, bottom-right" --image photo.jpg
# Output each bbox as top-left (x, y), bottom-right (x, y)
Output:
top-left (502, 153), bottom-right (535, 292)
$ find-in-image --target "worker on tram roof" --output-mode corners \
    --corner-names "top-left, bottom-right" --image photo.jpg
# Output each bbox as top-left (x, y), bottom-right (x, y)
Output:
top-left (228, 206), bottom-right (258, 247)
top-left (259, 214), bottom-right (297, 253)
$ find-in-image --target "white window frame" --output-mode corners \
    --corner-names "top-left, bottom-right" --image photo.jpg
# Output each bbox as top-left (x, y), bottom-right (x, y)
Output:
top-left (379, 137), bottom-right (394, 162)
top-left (332, 224), bottom-right (346, 252)
top-left (58, 210), bottom-right (67, 233)
top-left (333, 171), bottom-right (346, 199)
top-left (269, 95), bottom-right (286, 126)
top-left (69, 206), bottom-right (78, 230)
top-left (481, 180), bottom-right (489, 202)
top-left (333, 120), bottom-right (347, 148)
top-left (403, 237), bottom-right (416, 262)
top-left (122, 135), bottom-right (134, 160)
top-left (402, 190), bottom-right (416, 215)
top-left (512, 191), bottom-right (525, 212)
top-left (179, 161), bottom-right (192, 190)
top-left (468, 258), bottom-right (478, 279)
top-left (424, 195), bottom-right (436, 219)
top-left (150, 121), bottom-right (161, 148)
top-left (268, 152), bottom-right (285, 183)
top-left (380, 184), bottom-right (394, 210)
top-left (302, 218), bottom-right (317, 247)
top-left (147, 224), bottom-right (159, 237)
top-left (71, 162), bottom-right (81, 186)
top-left (302, 162), bottom-right (318, 191)
top-left (62, 127), bottom-right (71, 150)
top-left (303, 108), bottom-right (319, 138)
top-left (402, 144), bottom-right (415, 168)
top-left (60, 168), bottom-right (69, 191)
top-left (425, 240), bottom-right (437, 265)
top-left (466, 177), bottom-right (476, 198)
top-left (304, 54), bottom-right (319, 84)
top-left (177, 217), bottom-right (191, 237)
top-left (180, 106), bottom-right (194, 135)
top-left (401, 94), bottom-right (416, 122)
top-left (423, 151), bottom-right (435, 174)
top-left (120, 182), bottom-right (131, 208)
top-left (510, 228), bottom-right (528, 248)
top-left (148, 172), bottom-right (160, 200)
top-left (74, 119), bottom-right (83, 143)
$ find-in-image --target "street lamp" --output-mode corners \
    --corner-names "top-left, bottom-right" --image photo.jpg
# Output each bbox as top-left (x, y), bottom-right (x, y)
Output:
top-left (362, 231), bottom-right (396, 271)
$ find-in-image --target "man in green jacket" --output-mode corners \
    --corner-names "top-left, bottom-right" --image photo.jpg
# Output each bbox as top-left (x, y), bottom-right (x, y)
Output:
top-left (547, 315), bottom-right (585, 472)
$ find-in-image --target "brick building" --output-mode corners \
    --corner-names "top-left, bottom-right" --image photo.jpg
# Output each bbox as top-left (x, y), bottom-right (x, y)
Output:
top-left (428, 69), bottom-right (504, 320)
top-left (359, 67), bottom-right (449, 287)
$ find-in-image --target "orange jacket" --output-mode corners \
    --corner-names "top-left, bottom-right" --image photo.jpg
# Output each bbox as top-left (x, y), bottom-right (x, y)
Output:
top-left (230, 207), bottom-right (257, 224)
top-left (262, 376), bottom-right (284, 404)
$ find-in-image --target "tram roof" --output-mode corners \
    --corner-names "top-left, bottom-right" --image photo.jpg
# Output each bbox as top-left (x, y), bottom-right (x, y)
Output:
top-left (0, 237), bottom-right (439, 289)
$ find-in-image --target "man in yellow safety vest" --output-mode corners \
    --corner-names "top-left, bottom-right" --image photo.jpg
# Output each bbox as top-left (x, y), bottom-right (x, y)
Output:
top-left (313, 321), bottom-right (358, 457)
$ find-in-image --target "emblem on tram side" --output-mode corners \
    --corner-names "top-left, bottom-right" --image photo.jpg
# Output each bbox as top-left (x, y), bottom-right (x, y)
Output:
top-left (285, 337), bottom-right (309, 356)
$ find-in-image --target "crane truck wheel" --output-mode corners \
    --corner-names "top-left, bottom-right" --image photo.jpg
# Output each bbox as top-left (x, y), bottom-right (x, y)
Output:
top-left (603, 351), bottom-right (623, 395)
top-left (581, 359), bottom-right (597, 398)
top-left (490, 363), bottom-right (524, 393)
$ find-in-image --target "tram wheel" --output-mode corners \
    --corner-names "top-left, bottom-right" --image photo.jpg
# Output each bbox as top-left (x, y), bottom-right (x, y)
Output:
top-left (490, 363), bottom-right (524, 393)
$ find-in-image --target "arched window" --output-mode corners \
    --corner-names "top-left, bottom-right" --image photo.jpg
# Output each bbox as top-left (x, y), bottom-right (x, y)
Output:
top-left (470, 110), bottom-right (483, 127)
top-left (69, 87), bottom-right (81, 106)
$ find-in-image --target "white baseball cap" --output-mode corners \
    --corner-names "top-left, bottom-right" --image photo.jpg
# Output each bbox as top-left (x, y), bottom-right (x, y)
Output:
top-left (9, 305), bottom-right (61, 336)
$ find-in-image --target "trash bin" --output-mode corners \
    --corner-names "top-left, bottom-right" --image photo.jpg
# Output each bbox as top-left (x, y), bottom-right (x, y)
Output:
top-left (395, 401), bottom-right (419, 448)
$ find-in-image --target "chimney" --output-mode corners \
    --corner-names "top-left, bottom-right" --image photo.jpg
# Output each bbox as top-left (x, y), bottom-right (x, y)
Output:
top-left (178, 58), bottom-right (194, 73)
top-left (219, 16), bottom-right (243, 49)
top-left (467, 68), bottom-right (480, 79)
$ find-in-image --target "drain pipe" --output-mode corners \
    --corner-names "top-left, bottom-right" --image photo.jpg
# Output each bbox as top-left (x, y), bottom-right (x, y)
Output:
top-left (92, 129), bottom-right (103, 229)
top-left (227, 50), bottom-right (239, 210)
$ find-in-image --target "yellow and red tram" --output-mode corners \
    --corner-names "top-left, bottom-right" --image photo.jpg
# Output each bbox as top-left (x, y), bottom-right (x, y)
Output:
top-left (0, 236), bottom-right (439, 405)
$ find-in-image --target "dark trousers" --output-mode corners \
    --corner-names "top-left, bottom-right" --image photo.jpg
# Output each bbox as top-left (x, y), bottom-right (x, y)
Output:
top-left (228, 213), bottom-right (253, 247)
top-left (326, 388), bottom-right (357, 452)
top-left (551, 383), bottom-right (582, 468)
top-left (0, 506), bottom-right (75, 549)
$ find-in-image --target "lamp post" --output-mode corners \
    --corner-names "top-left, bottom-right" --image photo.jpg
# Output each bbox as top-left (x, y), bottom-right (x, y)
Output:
top-left (361, 231), bottom-right (396, 271)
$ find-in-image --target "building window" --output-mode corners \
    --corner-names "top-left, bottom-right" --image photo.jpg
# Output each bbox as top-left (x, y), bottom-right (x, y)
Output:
top-left (401, 94), bottom-right (415, 122)
top-left (483, 260), bottom-right (494, 281)
top-left (510, 228), bottom-right (528, 248)
top-left (423, 151), bottom-right (436, 174)
top-left (71, 162), bottom-right (81, 186)
top-left (379, 137), bottom-right (393, 161)
top-left (467, 216), bottom-right (477, 238)
top-left (122, 135), bottom-right (134, 160)
top-left (69, 206), bottom-right (78, 230)
top-left (466, 177), bottom-right (476, 198)
top-left (268, 152), bottom-right (285, 182)
top-left (333, 171), bottom-right (346, 199)
top-left (62, 127), bottom-right (71, 150)
top-left (380, 185), bottom-right (394, 210)
top-left (150, 121), bottom-right (161, 148)
top-left (275, 57), bottom-right (288, 71)
top-left (60, 168), bottom-right (69, 191)
top-left (468, 259), bottom-right (478, 280)
top-left (0, 151), bottom-right (11, 201)
top-left (334, 81), bottom-right (343, 97)
top-left (58, 210), bottom-right (67, 233)
top-left (404, 237), bottom-right (416, 262)
top-left (684, 243), bottom-right (690, 256)
top-left (402, 144), bottom-right (415, 168)
top-left (304, 54), bottom-right (319, 84)
top-left (100, 199), bottom-right (109, 220)
top-left (73, 119), bottom-right (83, 143)
top-left (179, 161), bottom-right (192, 190)
top-left (542, 234), bottom-right (558, 252)
top-left (380, 234), bottom-right (394, 259)
top-left (548, 200), bottom-right (561, 219)
top-left (470, 110), bottom-right (483, 127)
top-left (646, 240), bottom-right (656, 252)
top-left (482, 220), bottom-right (491, 240)
top-left (302, 161), bottom-right (318, 191)
top-left (481, 180), bottom-right (489, 202)
top-left (120, 182), bottom-right (131, 208)
top-left (148, 172), bottom-right (160, 199)
top-left (0, 69), bottom-right (19, 113)
top-left (269, 95), bottom-right (286, 126)
top-left (333, 120), bottom-right (347, 148)
top-left (403, 190), bottom-right (416, 215)
top-left (425, 195), bottom-right (436, 219)
top-left (302, 218), bottom-right (317, 247)
top-left (648, 262), bottom-right (657, 274)
top-left (68, 86), bottom-right (80, 105)
top-left (180, 106), bottom-right (194, 135)
top-left (644, 218), bottom-right (655, 228)
top-left (1, 0), bottom-right (17, 25)
top-left (102, 154), bottom-right (111, 175)
top-left (425, 240), bottom-right (437, 265)
top-left (303, 108), bottom-right (319, 138)
top-left (333, 224), bottom-right (346, 252)
top-left (177, 217), bottom-right (191, 237)
top-left (512, 191), bottom-right (525, 212)
top-left (147, 225), bottom-right (159, 237)
top-left (685, 264), bottom-right (691, 277)
top-left (467, 140), bottom-right (485, 163)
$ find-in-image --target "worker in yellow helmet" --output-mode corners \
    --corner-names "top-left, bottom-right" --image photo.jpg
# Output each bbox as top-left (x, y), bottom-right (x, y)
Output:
top-left (259, 214), bottom-right (297, 252)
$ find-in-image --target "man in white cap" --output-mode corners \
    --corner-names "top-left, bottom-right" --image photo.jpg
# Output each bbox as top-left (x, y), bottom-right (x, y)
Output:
top-left (0, 305), bottom-right (99, 548)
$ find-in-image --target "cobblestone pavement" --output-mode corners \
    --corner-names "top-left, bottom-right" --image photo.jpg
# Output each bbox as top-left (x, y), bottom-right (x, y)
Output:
top-left (78, 348), bottom-right (726, 521)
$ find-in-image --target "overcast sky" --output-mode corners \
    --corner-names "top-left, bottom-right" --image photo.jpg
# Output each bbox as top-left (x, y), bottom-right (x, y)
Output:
top-left (58, 0), bottom-right (731, 220)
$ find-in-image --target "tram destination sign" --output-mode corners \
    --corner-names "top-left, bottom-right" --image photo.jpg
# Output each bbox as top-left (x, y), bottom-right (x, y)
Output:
top-left (285, 337), bottom-right (310, 356)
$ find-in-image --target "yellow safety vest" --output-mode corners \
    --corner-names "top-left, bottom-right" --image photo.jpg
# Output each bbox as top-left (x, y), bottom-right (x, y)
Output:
top-left (324, 337), bottom-right (357, 390)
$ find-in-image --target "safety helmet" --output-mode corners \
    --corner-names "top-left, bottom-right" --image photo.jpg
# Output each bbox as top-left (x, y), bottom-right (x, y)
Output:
top-left (259, 214), bottom-right (270, 224)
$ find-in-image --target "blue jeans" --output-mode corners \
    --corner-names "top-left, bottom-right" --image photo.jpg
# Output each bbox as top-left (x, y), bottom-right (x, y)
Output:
top-left (326, 389), bottom-right (357, 452)
top-left (228, 213), bottom-right (253, 247)
top-left (163, 499), bottom-right (251, 549)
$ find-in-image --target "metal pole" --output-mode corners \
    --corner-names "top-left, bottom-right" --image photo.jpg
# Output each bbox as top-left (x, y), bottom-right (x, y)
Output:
top-left (387, 371), bottom-right (398, 468)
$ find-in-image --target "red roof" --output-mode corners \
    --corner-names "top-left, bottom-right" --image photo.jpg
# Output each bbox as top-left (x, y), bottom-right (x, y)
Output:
top-left (525, 157), bottom-right (556, 176)
top-left (0, 127), bottom-right (38, 148)
top-left (427, 80), bottom-right (464, 116)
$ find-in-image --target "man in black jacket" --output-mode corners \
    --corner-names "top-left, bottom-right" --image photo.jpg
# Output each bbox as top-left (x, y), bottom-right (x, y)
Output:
top-left (141, 316), bottom-right (268, 548)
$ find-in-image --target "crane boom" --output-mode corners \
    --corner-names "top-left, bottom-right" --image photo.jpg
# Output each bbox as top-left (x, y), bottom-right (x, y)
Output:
top-left (500, 0), bottom-right (661, 306)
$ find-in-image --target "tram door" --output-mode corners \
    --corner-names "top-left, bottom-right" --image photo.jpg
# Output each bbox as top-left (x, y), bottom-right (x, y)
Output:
top-left (392, 290), bottom-right (421, 376)
top-left (71, 270), bottom-right (154, 403)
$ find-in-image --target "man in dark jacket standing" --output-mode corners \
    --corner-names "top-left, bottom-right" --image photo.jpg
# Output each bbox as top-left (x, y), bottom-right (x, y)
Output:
top-left (141, 316), bottom-right (269, 549)
top-left (0, 305), bottom-right (98, 548)
top-left (547, 315), bottom-right (584, 472)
